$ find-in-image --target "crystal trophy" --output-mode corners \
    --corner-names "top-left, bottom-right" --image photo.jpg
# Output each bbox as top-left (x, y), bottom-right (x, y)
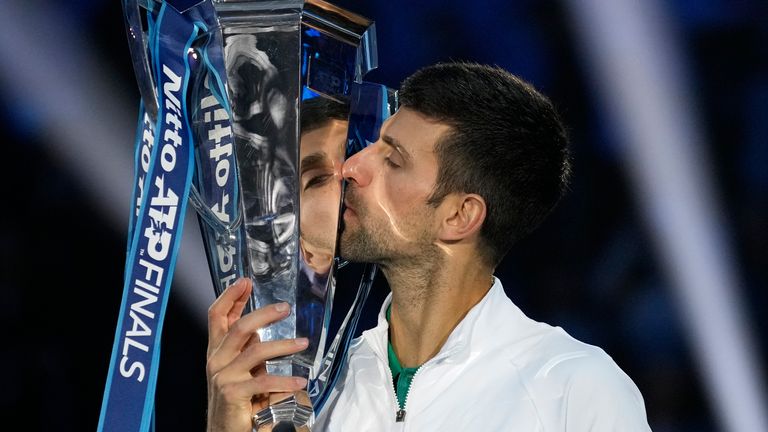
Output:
top-left (121, 0), bottom-right (395, 430)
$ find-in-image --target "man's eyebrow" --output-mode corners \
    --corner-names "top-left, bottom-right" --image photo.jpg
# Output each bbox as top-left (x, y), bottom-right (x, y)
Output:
top-left (381, 134), bottom-right (411, 161)
top-left (300, 151), bottom-right (329, 175)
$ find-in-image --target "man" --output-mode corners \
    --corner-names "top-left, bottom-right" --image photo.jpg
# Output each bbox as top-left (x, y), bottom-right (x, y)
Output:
top-left (206, 63), bottom-right (651, 431)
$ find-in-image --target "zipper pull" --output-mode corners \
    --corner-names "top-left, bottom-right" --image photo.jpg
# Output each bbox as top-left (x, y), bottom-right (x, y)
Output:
top-left (396, 409), bottom-right (407, 422)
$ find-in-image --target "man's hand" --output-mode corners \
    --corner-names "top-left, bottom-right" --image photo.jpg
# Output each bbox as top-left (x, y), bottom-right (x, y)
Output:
top-left (206, 278), bottom-right (309, 432)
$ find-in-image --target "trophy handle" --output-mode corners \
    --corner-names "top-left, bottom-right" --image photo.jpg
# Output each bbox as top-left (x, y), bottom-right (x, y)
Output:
top-left (122, 0), bottom-right (161, 122)
top-left (188, 183), bottom-right (244, 237)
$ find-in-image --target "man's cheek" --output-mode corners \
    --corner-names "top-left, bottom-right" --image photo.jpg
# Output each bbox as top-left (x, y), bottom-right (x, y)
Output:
top-left (300, 197), bottom-right (317, 227)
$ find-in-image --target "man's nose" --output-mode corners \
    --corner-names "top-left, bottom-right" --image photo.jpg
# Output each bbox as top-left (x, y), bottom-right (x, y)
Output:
top-left (342, 145), bottom-right (374, 187)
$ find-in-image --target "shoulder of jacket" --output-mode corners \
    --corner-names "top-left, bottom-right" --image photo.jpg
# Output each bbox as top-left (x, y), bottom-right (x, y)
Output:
top-left (510, 326), bottom-right (644, 404)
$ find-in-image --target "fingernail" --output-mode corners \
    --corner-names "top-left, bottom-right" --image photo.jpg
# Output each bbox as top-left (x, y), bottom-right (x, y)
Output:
top-left (295, 377), bottom-right (308, 387)
top-left (295, 338), bottom-right (308, 347)
top-left (274, 302), bottom-right (289, 312)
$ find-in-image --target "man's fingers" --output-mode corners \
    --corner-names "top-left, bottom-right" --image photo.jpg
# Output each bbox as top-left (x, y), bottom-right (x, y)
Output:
top-left (208, 302), bottom-right (292, 372)
top-left (208, 338), bottom-right (307, 387)
top-left (227, 338), bottom-right (309, 375)
top-left (213, 375), bottom-right (306, 405)
top-left (211, 375), bottom-right (306, 413)
top-left (245, 375), bottom-right (308, 399)
top-left (207, 278), bottom-right (252, 354)
top-left (227, 280), bottom-right (253, 328)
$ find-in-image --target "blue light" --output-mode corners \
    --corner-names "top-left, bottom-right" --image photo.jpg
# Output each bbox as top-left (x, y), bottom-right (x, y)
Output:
top-left (302, 87), bottom-right (320, 101)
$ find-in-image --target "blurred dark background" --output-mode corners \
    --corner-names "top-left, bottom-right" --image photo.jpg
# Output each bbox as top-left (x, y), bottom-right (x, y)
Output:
top-left (0, 0), bottom-right (766, 431)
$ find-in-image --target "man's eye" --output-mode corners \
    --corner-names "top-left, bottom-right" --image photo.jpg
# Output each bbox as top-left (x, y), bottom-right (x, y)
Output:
top-left (304, 174), bottom-right (333, 190)
top-left (384, 157), bottom-right (401, 169)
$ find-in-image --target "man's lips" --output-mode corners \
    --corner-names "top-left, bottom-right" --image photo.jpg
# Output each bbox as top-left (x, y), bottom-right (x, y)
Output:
top-left (343, 204), bottom-right (356, 217)
top-left (343, 187), bottom-right (360, 218)
top-left (342, 200), bottom-right (357, 219)
top-left (343, 191), bottom-right (359, 212)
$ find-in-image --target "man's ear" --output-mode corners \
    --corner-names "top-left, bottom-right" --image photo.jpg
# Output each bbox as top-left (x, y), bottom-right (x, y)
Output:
top-left (439, 193), bottom-right (486, 241)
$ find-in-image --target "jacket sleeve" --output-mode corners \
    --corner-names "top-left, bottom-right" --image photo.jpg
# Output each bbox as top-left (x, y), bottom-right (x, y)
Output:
top-left (561, 353), bottom-right (652, 431)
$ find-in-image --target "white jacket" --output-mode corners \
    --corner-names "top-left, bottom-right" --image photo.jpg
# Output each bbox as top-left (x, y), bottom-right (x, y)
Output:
top-left (315, 277), bottom-right (652, 431)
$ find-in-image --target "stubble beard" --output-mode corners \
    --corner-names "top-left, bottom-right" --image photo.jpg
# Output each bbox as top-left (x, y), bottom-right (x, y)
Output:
top-left (339, 210), bottom-right (393, 264)
top-left (339, 205), bottom-right (439, 271)
top-left (341, 207), bottom-right (446, 311)
top-left (339, 187), bottom-right (444, 277)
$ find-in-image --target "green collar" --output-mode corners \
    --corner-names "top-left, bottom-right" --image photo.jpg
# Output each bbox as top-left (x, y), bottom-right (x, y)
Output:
top-left (387, 305), bottom-right (421, 409)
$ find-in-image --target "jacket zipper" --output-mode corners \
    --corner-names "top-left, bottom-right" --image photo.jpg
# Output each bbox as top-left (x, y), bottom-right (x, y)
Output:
top-left (387, 344), bottom-right (463, 424)
top-left (394, 366), bottom-right (423, 423)
top-left (389, 366), bottom-right (405, 422)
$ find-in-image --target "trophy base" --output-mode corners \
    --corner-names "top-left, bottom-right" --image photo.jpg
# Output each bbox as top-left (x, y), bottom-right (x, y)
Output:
top-left (253, 394), bottom-right (313, 431)
top-left (272, 421), bottom-right (299, 432)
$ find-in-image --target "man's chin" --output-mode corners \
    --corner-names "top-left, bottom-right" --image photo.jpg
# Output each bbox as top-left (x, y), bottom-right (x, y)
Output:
top-left (338, 232), bottom-right (372, 263)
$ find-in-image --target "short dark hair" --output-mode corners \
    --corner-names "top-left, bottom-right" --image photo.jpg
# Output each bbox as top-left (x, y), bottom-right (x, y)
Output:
top-left (300, 96), bottom-right (350, 133)
top-left (399, 62), bottom-right (571, 267)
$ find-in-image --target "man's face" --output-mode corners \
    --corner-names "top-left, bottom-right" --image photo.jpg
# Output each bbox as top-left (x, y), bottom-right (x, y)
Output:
top-left (340, 107), bottom-right (452, 264)
top-left (299, 119), bottom-right (347, 273)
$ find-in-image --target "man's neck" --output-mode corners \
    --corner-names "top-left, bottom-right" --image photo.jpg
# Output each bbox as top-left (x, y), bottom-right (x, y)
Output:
top-left (381, 258), bottom-right (493, 368)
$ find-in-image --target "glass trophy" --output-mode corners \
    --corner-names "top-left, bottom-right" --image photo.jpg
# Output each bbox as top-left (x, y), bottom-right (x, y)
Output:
top-left (121, 0), bottom-right (397, 430)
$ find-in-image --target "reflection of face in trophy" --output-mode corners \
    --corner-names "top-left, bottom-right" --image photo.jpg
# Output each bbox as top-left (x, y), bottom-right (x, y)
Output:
top-left (299, 98), bottom-right (349, 277)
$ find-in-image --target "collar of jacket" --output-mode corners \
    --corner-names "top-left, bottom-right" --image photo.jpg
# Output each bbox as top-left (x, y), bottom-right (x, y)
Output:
top-left (361, 276), bottom-right (508, 369)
